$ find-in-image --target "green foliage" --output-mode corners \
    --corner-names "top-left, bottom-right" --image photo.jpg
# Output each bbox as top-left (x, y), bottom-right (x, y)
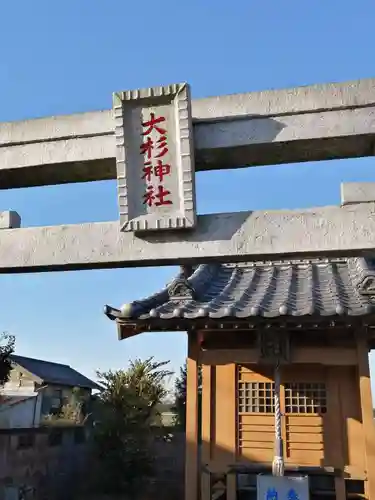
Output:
top-left (0, 333), bottom-right (15, 386)
top-left (173, 361), bottom-right (202, 431)
top-left (42, 386), bottom-right (88, 426)
top-left (92, 357), bottom-right (172, 496)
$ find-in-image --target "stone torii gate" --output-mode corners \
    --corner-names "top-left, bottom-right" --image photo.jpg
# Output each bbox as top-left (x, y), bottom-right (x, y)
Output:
top-left (1, 77), bottom-right (375, 500)
top-left (0, 78), bottom-right (375, 271)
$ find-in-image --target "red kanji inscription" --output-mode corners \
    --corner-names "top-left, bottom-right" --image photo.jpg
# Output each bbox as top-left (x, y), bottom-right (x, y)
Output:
top-left (142, 161), bottom-right (153, 182)
top-left (143, 185), bottom-right (173, 207)
top-left (154, 160), bottom-right (171, 182)
top-left (140, 136), bottom-right (154, 159)
top-left (155, 136), bottom-right (169, 158)
top-left (141, 113), bottom-right (166, 136)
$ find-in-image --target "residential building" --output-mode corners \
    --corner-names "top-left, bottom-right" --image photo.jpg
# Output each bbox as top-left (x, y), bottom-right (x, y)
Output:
top-left (0, 354), bottom-right (100, 429)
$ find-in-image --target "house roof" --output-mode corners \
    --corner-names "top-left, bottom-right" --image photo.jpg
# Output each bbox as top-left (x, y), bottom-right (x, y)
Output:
top-left (10, 355), bottom-right (101, 391)
top-left (104, 257), bottom-right (375, 329)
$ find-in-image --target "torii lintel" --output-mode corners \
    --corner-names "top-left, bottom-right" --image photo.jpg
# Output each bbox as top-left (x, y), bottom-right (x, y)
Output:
top-left (0, 79), bottom-right (375, 271)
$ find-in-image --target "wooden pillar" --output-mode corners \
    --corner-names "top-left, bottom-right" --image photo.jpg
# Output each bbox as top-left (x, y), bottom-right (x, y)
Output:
top-left (215, 364), bottom-right (236, 500)
top-left (201, 363), bottom-right (214, 500)
top-left (356, 332), bottom-right (375, 499)
top-left (185, 331), bottom-right (200, 500)
top-left (327, 368), bottom-right (346, 500)
top-left (334, 476), bottom-right (346, 500)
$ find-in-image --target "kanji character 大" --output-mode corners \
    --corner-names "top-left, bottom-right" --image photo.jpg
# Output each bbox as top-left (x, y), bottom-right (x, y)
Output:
top-left (142, 162), bottom-right (153, 182)
top-left (154, 160), bottom-right (171, 182)
top-left (155, 135), bottom-right (169, 158)
top-left (141, 113), bottom-right (166, 136)
top-left (140, 136), bottom-right (154, 159)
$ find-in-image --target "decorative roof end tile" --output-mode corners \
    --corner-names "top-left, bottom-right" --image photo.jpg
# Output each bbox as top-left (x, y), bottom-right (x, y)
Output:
top-left (167, 277), bottom-right (196, 302)
top-left (358, 276), bottom-right (375, 297)
top-left (120, 303), bottom-right (134, 318)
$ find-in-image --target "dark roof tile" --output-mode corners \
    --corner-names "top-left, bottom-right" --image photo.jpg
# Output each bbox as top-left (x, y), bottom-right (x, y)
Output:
top-left (10, 355), bottom-right (100, 391)
top-left (105, 257), bottom-right (375, 322)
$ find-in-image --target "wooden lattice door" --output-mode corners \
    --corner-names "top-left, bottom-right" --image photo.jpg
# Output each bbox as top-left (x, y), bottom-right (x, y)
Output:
top-left (237, 365), bottom-right (329, 466)
top-left (283, 380), bottom-right (327, 464)
top-left (237, 366), bottom-right (276, 462)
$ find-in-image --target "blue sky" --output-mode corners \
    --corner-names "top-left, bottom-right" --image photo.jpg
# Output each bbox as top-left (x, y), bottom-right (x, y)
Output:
top-left (1, 0), bottom-right (375, 391)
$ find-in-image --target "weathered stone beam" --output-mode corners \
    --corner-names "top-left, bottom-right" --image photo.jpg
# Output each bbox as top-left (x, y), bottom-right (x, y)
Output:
top-left (341, 182), bottom-right (375, 205)
top-left (0, 78), bottom-right (375, 189)
top-left (1, 203), bottom-right (375, 273)
top-left (0, 211), bottom-right (20, 229)
top-left (196, 106), bottom-right (375, 170)
top-left (0, 110), bottom-right (115, 188)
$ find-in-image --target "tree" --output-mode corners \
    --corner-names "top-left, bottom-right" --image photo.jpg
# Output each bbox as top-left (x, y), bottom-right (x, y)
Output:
top-left (0, 333), bottom-right (15, 386)
top-left (91, 357), bottom-right (173, 496)
top-left (173, 361), bottom-right (202, 432)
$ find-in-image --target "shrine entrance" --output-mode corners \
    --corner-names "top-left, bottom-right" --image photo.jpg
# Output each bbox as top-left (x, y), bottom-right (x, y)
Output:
top-left (106, 257), bottom-right (375, 500)
top-left (1, 78), bottom-right (375, 500)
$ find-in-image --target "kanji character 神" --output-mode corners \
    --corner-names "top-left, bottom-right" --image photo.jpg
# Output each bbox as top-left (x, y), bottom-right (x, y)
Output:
top-left (142, 162), bottom-right (153, 182)
top-left (141, 113), bottom-right (166, 136)
top-left (155, 135), bottom-right (169, 158)
top-left (143, 185), bottom-right (173, 207)
top-left (154, 160), bottom-right (171, 182)
top-left (140, 137), bottom-right (154, 160)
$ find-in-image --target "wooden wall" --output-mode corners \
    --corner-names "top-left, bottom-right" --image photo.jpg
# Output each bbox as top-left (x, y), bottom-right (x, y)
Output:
top-left (186, 333), bottom-right (375, 500)
top-left (201, 354), bottom-right (369, 476)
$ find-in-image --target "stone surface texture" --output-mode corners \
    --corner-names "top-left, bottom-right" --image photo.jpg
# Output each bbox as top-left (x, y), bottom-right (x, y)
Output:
top-left (1, 203), bottom-right (375, 271)
top-left (341, 182), bottom-right (375, 205)
top-left (113, 83), bottom-right (196, 232)
top-left (0, 211), bottom-right (21, 229)
top-left (0, 79), bottom-right (375, 272)
top-left (0, 78), bottom-right (375, 188)
top-left (105, 257), bottom-right (375, 321)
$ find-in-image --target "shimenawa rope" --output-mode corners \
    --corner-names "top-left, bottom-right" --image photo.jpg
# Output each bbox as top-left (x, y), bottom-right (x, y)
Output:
top-left (272, 360), bottom-right (284, 476)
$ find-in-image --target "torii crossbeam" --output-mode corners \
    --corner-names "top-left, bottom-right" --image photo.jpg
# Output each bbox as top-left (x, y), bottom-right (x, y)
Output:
top-left (0, 78), bottom-right (375, 272)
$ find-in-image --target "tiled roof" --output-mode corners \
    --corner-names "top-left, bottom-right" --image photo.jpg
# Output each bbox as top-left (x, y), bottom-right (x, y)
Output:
top-left (10, 355), bottom-right (101, 391)
top-left (104, 257), bottom-right (375, 321)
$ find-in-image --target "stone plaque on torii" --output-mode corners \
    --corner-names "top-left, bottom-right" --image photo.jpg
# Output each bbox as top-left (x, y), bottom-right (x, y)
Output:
top-left (113, 83), bottom-right (196, 232)
top-left (0, 78), bottom-right (374, 270)
top-left (2, 78), bottom-right (375, 500)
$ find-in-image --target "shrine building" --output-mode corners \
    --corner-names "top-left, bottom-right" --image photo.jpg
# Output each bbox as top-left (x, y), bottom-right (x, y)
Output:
top-left (105, 257), bottom-right (375, 500)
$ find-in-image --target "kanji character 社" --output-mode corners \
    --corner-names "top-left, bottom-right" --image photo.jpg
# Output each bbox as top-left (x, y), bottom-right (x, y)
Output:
top-left (143, 185), bottom-right (173, 207)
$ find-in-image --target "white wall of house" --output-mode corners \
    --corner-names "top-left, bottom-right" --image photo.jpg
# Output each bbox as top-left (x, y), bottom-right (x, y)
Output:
top-left (2, 379), bottom-right (36, 397)
top-left (0, 393), bottom-right (43, 428)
